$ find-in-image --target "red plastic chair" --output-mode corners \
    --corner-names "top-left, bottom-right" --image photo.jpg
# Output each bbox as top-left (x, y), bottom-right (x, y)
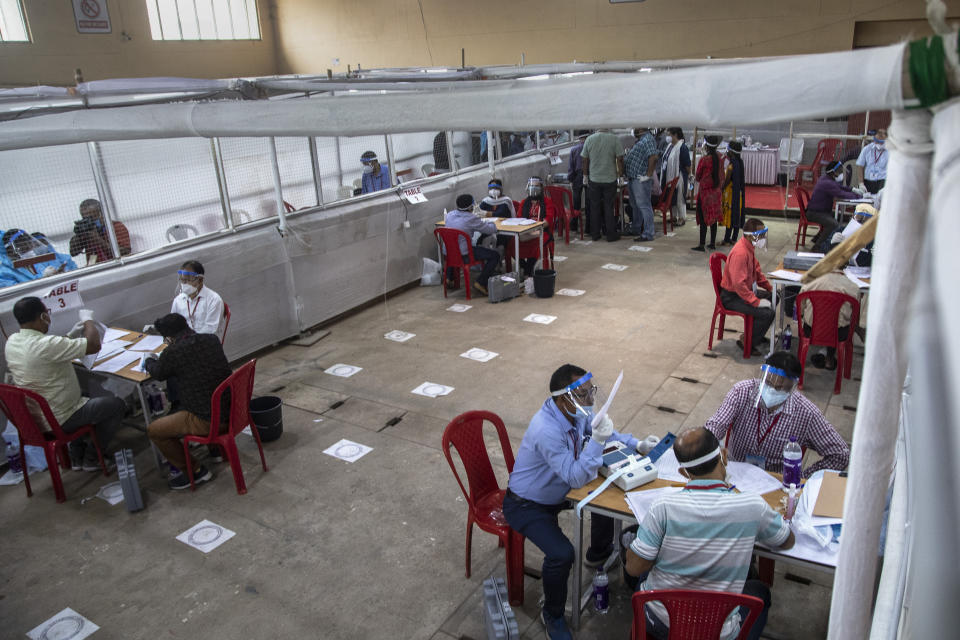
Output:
top-left (221, 302), bottom-right (231, 347)
top-left (0, 384), bottom-right (110, 503)
top-left (631, 589), bottom-right (765, 640)
top-left (505, 198), bottom-right (555, 272)
top-left (442, 410), bottom-right (525, 605)
top-left (182, 360), bottom-right (267, 495)
top-left (545, 185), bottom-right (581, 243)
top-left (656, 177), bottom-right (680, 236)
top-left (434, 227), bottom-right (484, 300)
top-left (796, 138), bottom-right (842, 187)
top-left (793, 186), bottom-right (819, 250)
top-left (708, 252), bottom-right (753, 359)
top-left (796, 291), bottom-right (860, 394)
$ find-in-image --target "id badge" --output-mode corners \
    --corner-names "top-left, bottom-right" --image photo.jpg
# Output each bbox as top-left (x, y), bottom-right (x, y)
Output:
top-left (745, 454), bottom-right (766, 469)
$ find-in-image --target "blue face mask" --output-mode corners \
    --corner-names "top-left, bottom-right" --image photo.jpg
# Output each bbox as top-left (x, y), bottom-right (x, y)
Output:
top-left (874, 137), bottom-right (885, 145)
top-left (761, 387), bottom-right (791, 409)
top-left (94, 220), bottom-right (104, 232)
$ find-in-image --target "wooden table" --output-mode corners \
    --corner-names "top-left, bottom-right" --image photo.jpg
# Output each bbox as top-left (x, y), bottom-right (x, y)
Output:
top-left (435, 217), bottom-right (546, 279)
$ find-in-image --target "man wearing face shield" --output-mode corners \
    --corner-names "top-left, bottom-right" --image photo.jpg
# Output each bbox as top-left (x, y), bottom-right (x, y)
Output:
top-left (625, 427), bottom-right (794, 640)
top-left (359, 151), bottom-right (391, 194)
top-left (805, 161), bottom-right (860, 253)
top-left (503, 364), bottom-right (660, 639)
top-left (705, 351), bottom-right (850, 478)
top-left (719, 218), bottom-right (774, 356)
top-left (514, 177), bottom-right (558, 278)
top-left (478, 178), bottom-right (516, 218)
top-left (855, 127), bottom-right (888, 194)
top-left (0, 229), bottom-right (76, 288)
top-left (170, 260), bottom-right (225, 340)
top-left (829, 203), bottom-right (876, 267)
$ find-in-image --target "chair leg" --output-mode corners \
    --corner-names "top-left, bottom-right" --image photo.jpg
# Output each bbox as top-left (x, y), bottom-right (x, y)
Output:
top-left (717, 313), bottom-right (726, 341)
top-left (89, 432), bottom-right (110, 477)
top-left (743, 319), bottom-right (753, 359)
top-left (505, 528), bottom-right (525, 606)
top-left (462, 266), bottom-right (472, 301)
top-left (45, 444), bottom-right (66, 503)
top-left (223, 438), bottom-right (248, 495)
top-left (708, 312), bottom-right (717, 350)
top-left (465, 518), bottom-right (474, 579)
top-left (249, 430), bottom-right (269, 472)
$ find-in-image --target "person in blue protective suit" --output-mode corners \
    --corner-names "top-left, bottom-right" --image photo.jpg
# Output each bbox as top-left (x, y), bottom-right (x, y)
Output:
top-left (0, 229), bottom-right (76, 289)
top-left (502, 364), bottom-right (660, 640)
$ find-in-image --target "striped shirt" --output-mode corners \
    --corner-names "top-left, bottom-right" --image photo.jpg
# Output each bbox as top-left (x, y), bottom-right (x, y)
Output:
top-left (705, 379), bottom-right (850, 477)
top-left (631, 480), bottom-right (791, 637)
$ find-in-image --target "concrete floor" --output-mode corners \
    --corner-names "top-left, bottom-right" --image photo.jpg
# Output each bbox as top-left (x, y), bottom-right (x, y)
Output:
top-left (0, 216), bottom-right (857, 639)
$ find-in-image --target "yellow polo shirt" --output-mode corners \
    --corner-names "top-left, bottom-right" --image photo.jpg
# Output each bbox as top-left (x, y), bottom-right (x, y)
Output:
top-left (4, 329), bottom-right (88, 425)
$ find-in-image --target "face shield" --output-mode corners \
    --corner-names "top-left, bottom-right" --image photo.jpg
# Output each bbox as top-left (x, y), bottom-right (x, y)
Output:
top-left (526, 177), bottom-right (544, 198)
top-left (487, 182), bottom-right (503, 198)
top-left (755, 364), bottom-right (799, 411)
top-left (361, 154), bottom-right (377, 174)
top-left (551, 372), bottom-right (600, 421)
top-left (744, 226), bottom-right (768, 251)
top-left (177, 269), bottom-right (203, 296)
top-left (5, 230), bottom-right (50, 261)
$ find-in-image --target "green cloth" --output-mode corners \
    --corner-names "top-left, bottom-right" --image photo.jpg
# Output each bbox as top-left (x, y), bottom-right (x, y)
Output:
top-left (580, 131), bottom-right (623, 183)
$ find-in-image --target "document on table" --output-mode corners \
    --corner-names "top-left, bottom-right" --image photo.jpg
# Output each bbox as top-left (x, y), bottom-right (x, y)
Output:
top-left (843, 266), bottom-right (871, 288)
top-left (92, 350), bottom-right (141, 373)
top-left (103, 328), bottom-right (129, 342)
top-left (500, 218), bottom-right (538, 226)
top-left (768, 269), bottom-right (804, 282)
top-left (98, 340), bottom-right (131, 356)
top-left (624, 487), bottom-right (683, 523)
top-left (655, 448), bottom-right (687, 483)
top-left (796, 252), bottom-right (825, 258)
top-left (128, 335), bottom-right (165, 351)
top-left (727, 461), bottom-right (784, 495)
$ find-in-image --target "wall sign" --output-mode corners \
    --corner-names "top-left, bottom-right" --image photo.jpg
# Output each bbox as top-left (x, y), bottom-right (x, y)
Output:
top-left (72, 0), bottom-right (112, 34)
top-left (43, 279), bottom-right (84, 312)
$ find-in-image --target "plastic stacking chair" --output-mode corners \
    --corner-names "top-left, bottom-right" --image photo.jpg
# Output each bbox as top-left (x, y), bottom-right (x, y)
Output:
top-left (221, 302), bottom-right (231, 347)
top-left (796, 291), bottom-right (860, 394)
top-left (442, 410), bottom-right (525, 605)
top-left (655, 177), bottom-right (680, 236)
top-left (708, 252), bottom-right (753, 359)
top-left (166, 224), bottom-right (199, 243)
top-left (796, 138), bottom-right (842, 187)
top-left (545, 185), bottom-right (580, 243)
top-left (434, 227), bottom-right (484, 300)
top-left (793, 186), bottom-right (819, 250)
top-left (0, 384), bottom-right (110, 503)
top-left (631, 589), bottom-right (765, 640)
top-left (181, 360), bottom-right (267, 495)
top-left (421, 163), bottom-right (435, 177)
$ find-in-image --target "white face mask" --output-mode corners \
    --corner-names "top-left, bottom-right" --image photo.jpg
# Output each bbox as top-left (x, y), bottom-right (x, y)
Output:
top-left (362, 164), bottom-right (374, 174)
top-left (834, 173), bottom-right (844, 182)
top-left (753, 237), bottom-right (767, 251)
top-left (665, 135), bottom-right (673, 144)
top-left (760, 386), bottom-right (791, 409)
top-left (181, 283), bottom-right (198, 297)
top-left (488, 189), bottom-right (501, 198)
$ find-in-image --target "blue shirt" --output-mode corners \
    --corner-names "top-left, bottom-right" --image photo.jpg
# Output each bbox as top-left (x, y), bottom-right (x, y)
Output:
top-left (508, 397), bottom-right (639, 505)
top-left (443, 208), bottom-right (497, 255)
top-left (0, 252), bottom-right (76, 288)
top-left (361, 164), bottom-right (391, 194)
top-left (856, 142), bottom-right (888, 181)
top-left (624, 132), bottom-right (658, 179)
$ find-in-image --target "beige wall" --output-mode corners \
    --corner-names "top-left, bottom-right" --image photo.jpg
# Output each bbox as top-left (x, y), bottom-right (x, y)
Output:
top-left (0, 0), bottom-right (278, 86)
top-left (274, 0), bottom-right (960, 73)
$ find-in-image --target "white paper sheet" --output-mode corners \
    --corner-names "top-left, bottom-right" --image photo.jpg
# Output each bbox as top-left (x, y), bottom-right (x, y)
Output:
top-left (843, 266), bottom-right (871, 289)
top-left (460, 347), bottom-right (498, 362)
top-left (571, 239), bottom-right (593, 246)
top-left (666, 232), bottom-right (677, 237)
top-left (411, 382), bottom-right (454, 397)
top-left (177, 519), bottom-right (236, 553)
top-left (97, 481), bottom-right (125, 506)
top-left (602, 263), bottom-right (629, 271)
top-left (758, 535), bottom-right (840, 567)
top-left (128, 335), bottom-right (165, 351)
top-left (552, 255), bottom-right (568, 262)
top-left (796, 252), bottom-right (825, 258)
top-left (99, 339), bottom-right (131, 354)
top-left (556, 288), bottom-right (585, 296)
top-left (592, 370), bottom-right (623, 429)
top-left (768, 269), bottom-right (804, 282)
top-left (500, 218), bottom-right (537, 226)
top-left (447, 304), bottom-right (472, 312)
top-left (726, 460), bottom-right (785, 495)
top-left (655, 448), bottom-right (687, 482)
top-left (92, 350), bottom-right (141, 373)
top-left (325, 364), bottom-right (362, 378)
top-left (523, 313), bottom-right (557, 325)
top-left (102, 327), bottom-right (128, 342)
top-left (624, 487), bottom-right (683, 522)
top-left (323, 438), bottom-right (373, 463)
top-left (384, 330), bottom-right (416, 342)
top-left (629, 245), bottom-right (653, 252)
top-left (27, 607), bottom-right (99, 640)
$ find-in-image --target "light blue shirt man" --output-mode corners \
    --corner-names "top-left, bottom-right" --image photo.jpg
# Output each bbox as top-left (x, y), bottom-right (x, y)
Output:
top-left (443, 207), bottom-right (496, 255)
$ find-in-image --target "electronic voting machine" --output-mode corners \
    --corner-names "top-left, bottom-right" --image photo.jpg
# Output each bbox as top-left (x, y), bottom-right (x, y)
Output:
top-left (598, 433), bottom-right (676, 492)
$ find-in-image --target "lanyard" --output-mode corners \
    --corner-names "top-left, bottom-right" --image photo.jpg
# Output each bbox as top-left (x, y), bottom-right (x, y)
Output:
top-left (684, 483), bottom-right (730, 491)
top-left (756, 409), bottom-right (782, 447)
top-left (187, 296), bottom-right (201, 325)
top-left (872, 145), bottom-right (885, 164)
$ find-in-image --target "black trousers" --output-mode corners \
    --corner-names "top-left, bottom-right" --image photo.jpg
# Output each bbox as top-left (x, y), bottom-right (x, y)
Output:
top-left (720, 289), bottom-right (774, 348)
top-left (863, 178), bottom-right (885, 194)
top-left (802, 323), bottom-right (850, 359)
top-left (588, 181), bottom-right (619, 241)
top-left (805, 208), bottom-right (838, 252)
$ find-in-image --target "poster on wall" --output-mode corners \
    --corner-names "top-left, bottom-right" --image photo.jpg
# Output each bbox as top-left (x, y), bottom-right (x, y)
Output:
top-left (72, 0), bottom-right (112, 34)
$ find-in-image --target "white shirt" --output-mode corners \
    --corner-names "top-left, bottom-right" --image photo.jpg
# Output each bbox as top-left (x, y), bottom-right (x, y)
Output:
top-left (171, 285), bottom-right (225, 339)
top-left (4, 329), bottom-right (88, 425)
top-left (856, 142), bottom-right (888, 181)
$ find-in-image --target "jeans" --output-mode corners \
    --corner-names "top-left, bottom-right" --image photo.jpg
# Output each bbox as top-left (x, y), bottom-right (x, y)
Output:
top-left (628, 177), bottom-right (655, 239)
top-left (61, 395), bottom-right (126, 463)
top-left (805, 208), bottom-right (838, 253)
top-left (502, 491), bottom-right (615, 619)
top-left (587, 181), bottom-right (619, 241)
top-left (720, 289), bottom-right (774, 348)
top-left (639, 578), bottom-right (770, 640)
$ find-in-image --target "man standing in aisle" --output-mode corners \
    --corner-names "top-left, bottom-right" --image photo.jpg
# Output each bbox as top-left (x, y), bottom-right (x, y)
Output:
top-left (624, 127), bottom-right (659, 242)
top-left (581, 129), bottom-right (624, 242)
top-left (625, 427), bottom-right (795, 640)
top-left (502, 364), bottom-right (660, 639)
top-left (567, 133), bottom-right (588, 227)
top-left (719, 218), bottom-right (775, 356)
top-left (855, 127), bottom-right (888, 194)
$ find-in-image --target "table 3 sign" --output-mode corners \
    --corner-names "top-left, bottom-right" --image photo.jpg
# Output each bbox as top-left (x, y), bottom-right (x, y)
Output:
top-left (42, 279), bottom-right (83, 313)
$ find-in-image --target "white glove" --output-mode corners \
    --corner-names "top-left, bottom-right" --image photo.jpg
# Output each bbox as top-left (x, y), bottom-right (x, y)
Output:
top-left (66, 321), bottom-right (85, 338)
top-left (636, 435), bottom-right (661, 456)
top-left (757, 299), bottom-right (772, 309)
top-left (142, 324), bottom-right (156, 334)
top-left (592, 415), bottom-right (615, 446)
top-left (78, 309), bottom-right (94, 322)
top-left (42, 266), bottom-right (57, 277)
top-left (831, 232), bottom-right (844, 244)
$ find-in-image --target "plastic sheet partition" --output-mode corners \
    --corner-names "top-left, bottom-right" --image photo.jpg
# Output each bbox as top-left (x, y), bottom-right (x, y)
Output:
top-left (0, 44), bottom-right (906, 150)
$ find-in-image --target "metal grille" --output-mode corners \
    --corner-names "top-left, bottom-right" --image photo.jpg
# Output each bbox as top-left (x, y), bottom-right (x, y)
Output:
top-left (219, 137), bottom-right (277, 226)
top-left (315, 135), bottom-right (388, 201)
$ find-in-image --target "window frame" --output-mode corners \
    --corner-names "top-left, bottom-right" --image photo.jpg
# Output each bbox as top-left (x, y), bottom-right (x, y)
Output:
top-left (0, 0), bottom-right (30, 43)
top-left (146, 0), bottom-right (262, 42)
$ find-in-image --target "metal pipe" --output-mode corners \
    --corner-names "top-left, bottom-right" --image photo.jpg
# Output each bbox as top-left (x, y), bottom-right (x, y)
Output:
top-left (211, 138), bottom-right (235, 231)
top-left (784, 121), bottom-right (795, 210)
top-left (385, 134), bottom-right (397, 186)
top-left (85, 142), bottom-right (123, 262)
top-left (308, 136), bottom-right (323, 206)
top-left (487, 130), bottom-right (496, 176)
top-left (445, 131), bottom-right (455, 173)
top-left (267, 137), bottom-right (288, 234)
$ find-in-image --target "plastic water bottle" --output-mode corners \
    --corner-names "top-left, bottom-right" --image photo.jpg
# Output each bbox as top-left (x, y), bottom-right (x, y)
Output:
top-left (5, 443), bottom-right (23, 474)
top-left (781, 325), bottom-right (792, 351)
top-left (593, 569), bottom-right (609, 614)
top-left (782, 436), bottom-right (803, 491)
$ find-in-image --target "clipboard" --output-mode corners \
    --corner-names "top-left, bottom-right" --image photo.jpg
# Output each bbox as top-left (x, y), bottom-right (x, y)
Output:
top-left (812, 471), bottom-right (847, 518)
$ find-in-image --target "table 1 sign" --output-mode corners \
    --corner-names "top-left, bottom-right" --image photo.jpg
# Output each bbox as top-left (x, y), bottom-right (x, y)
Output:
top-left (43, 279), bottom-right (83, 313)
top-left (402, 186), bottom-right (428, 203)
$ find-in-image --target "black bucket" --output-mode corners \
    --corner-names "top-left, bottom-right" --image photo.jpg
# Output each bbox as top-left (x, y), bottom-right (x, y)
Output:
top-left (250, 396), bottom-right (283, 442)
top-left (533, 269), bottom-right (556, 298)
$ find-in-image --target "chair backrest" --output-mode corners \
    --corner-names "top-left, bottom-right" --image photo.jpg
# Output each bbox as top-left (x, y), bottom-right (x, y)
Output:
top-left (796, 290), bottom-right (860, 347)
top-left (708, 252), bottom-right (726, 300)
top-left (352, 178), bottom-right (362, 189)
top-left (778, 137), bottom-right (805, 164)
top-left (396, 168), bottom-right (415, 183)
top-left (655, 177), bottom-right (680, 213)
top-left (209, 360), bottom-right (257, 437)
top-left (166, 224), bottom-right (199, 243)
top-left (544, 185), bottom-right (573, 217)
top-left (221, 302), bottom-right (231, 346)
top-left (337, 185), bottom-right (354, 200)
top-left (842, 159), bottom-right (860, 188)
top-left (818, 138), bottom-right (843, 164)
top-left (434, 227), bottom-right (475, 267)
top-left (793, 186), bottom-right (810, 217)
top-left (631, 589), bottom-right (765, 640)
top-left (283, 200), bottom-right (296, 213)
top-left (0, 384), bottom-right (65, 445)
top-left (421, 163), bottom-right (435, 177)
top-left (441, 410), bottom-right (515, 508)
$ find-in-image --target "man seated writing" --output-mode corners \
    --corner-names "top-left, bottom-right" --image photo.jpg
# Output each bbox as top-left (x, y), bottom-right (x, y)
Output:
top-left (144, 313), bottom-right (232, 490)
top-left (443, 194), bottom-right (501, 297)
top-left (626, 427), bottom-right (794, 640)
top-left (4, 298), bottom-right (125, 470)
top-left (706, 351), bottom-right (850, 477)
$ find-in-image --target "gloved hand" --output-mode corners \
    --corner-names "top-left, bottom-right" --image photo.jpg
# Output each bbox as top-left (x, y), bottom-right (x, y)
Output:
top-left (66, 321), bottom-right (85, 338)
top-left (42, 265), bottom-right (58, 277)
top-left (592, 415), bottom-right (615, 446)
top-left (636, 435), bottom-right (661, 456)
top-left (78, 309), bottom-right (94, 322)
top-left (831, 232), bottom-right (844, 244)
top-left (757, 299), bottom-right (772, 309)
top-left (142, 324), bottom-right (156, 334)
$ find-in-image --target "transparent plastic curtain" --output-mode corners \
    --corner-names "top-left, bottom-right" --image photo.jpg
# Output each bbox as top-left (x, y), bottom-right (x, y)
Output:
top-left (827, 109), bottom-right (934, 640)
top-left (898, 98), bottom-right (960, 639)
